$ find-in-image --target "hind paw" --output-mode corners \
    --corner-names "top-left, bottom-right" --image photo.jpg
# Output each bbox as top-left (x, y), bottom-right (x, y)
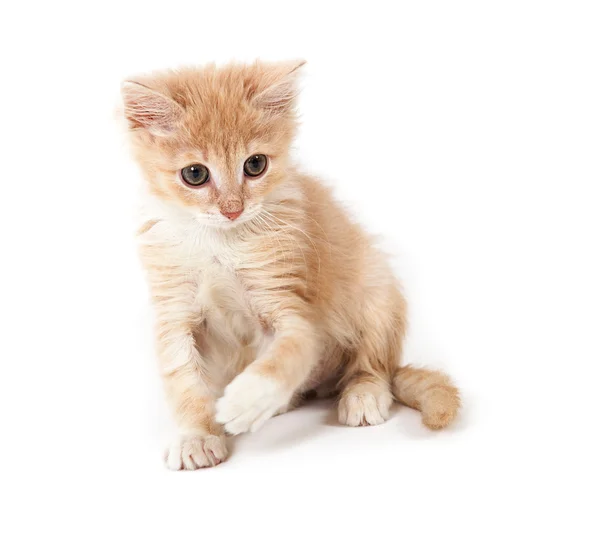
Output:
top-left (338, 389), bottom-right (393, 426)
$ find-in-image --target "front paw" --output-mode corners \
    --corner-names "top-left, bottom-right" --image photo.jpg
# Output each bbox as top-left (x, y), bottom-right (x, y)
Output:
top-left (215, 372), bottom-right (291, 435)
top-left (165, 434), bottom-right (228, 471)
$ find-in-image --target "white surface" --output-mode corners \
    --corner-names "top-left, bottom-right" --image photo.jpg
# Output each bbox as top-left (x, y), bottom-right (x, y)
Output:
top-left (1, 1), bottom-right (599, 534)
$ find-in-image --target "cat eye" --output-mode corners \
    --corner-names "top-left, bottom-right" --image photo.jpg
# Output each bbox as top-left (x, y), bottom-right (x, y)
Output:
top-left (181, 164), bottom-right (210, 187)
top-left (243, 154), bottom-right (268, 178)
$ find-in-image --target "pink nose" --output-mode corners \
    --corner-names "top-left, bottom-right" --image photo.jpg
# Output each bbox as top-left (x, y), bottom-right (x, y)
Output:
top-left (221, 209), bottom-right (243, 221)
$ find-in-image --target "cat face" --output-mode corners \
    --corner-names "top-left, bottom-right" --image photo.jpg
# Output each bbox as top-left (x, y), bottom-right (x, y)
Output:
top-left (122, 61), bottom-right (304, 227)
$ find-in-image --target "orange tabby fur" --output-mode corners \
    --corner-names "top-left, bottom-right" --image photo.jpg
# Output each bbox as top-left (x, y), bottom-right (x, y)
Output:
top-left (121, 60), bottom-right (461, 470)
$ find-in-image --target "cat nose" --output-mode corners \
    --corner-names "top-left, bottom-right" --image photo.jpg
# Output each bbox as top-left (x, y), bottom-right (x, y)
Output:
top-left (221, 209), bottom-right (243, 221)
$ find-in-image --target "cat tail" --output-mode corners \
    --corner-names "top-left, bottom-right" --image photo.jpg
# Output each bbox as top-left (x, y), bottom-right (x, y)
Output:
top-left (391, 365), bottom-right (461, 429)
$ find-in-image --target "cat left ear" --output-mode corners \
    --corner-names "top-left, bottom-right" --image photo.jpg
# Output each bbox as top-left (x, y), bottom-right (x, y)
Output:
top-left (253, 60), bottom-right (306, 112)
top-left (121, 80), bottom-right (184, 136)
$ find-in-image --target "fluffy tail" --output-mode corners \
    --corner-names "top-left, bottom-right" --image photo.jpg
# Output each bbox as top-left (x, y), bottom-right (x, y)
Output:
top-left (392, 365), bottom-right (461, 429)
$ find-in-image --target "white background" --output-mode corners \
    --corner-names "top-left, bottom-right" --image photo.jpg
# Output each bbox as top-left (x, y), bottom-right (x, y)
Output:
top-left (1, 1), bottom-right (599, 534)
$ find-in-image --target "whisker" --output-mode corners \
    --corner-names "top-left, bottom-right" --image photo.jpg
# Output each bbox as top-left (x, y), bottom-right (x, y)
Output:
top-left (255, 213), bottom-right (290, 274)
top-left (262, 209), bottom-right (322, 279)
top-left (261, 211), bottom-right (311, 292)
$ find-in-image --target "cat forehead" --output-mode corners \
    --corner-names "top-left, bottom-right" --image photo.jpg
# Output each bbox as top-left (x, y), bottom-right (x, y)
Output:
top-left (172, 114), bottom-right (282, 164)
top-left (175, 100), bottom-right (291, 158)
top-left (182, 100), bottom-right (269, 145)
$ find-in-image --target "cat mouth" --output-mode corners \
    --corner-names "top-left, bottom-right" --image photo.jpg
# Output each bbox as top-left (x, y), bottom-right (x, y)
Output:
top-left (194, 206), bottom-right (262, 229)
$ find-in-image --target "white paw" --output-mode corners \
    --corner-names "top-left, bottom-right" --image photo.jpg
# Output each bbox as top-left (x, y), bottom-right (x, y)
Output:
top-left (215, 372), bottom-right (291, 435)
top-left (165, 434), bottom-right (228, 470)
top-left (338, 390), bottom-right (393, 427)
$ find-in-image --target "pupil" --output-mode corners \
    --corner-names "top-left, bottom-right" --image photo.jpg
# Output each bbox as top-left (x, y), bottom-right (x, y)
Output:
top-left (191, 167), bottom-right (199, 177)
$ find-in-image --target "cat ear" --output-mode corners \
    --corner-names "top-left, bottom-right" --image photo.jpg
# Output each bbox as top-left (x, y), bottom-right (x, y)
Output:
top-left (121, 80), bottom-right (184, 135)
top-left (252, 60), bottom-right (306, 112)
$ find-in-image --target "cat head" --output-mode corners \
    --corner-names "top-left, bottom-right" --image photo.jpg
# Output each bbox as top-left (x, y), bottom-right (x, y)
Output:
top-left (121, 60), bottom-right (305, 227)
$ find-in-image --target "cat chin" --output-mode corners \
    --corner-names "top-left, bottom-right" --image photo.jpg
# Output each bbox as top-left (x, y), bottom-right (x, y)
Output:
top-left (193, 214), bottom-right (251, 229)
top-left (193, 216), bottom-right (237, 228)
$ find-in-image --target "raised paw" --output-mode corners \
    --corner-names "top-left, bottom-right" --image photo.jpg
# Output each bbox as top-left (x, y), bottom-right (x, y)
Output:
top-left (215, 372), bottom-right (291, 435)
top-left (165, 434), bottom-right (228, 471)
top-left (338, 389), bottom-right (393, 427)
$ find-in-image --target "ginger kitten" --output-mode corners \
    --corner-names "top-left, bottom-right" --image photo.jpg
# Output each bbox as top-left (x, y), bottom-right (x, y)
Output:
top-left (121, 60), bottom-right (460, 470)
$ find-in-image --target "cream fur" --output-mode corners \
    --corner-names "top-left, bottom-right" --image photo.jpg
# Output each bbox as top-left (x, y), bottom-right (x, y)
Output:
top-left (122, 60), bottom-right (461, 470)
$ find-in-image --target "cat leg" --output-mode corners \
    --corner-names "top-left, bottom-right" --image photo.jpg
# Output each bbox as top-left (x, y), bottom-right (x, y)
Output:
top-left (338, 286), bottom-right (405, 426)
top-left (141, 245), bottom-right (229, 469)
top-left (216, 314), bottom-right (320, 435)
top-left (158, 327), bottom-right (228, 470)
top-left (149, 288), bottom-right (228, 470)
top-left (337, 320), bottom-right (401, 426)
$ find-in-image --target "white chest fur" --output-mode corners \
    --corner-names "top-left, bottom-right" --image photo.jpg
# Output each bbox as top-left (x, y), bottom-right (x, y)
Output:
top-left (140, 195), bottom-right (264, 352)
top-left (195, 255), bottom-right (260, 347)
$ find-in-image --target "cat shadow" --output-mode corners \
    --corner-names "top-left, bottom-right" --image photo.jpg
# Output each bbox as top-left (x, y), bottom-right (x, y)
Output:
top-left (234, 396), bottom-right (468, 457)
top-left (320, 397), bottom-right (469, 440)
top-left (234, 399), bottom-right (336, 454)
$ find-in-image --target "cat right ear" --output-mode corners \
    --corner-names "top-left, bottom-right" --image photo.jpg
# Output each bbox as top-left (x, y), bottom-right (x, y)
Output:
top-left (252, 60), bottom-right (306, 113)
top-left (121, 80), bottom-right (184, 136)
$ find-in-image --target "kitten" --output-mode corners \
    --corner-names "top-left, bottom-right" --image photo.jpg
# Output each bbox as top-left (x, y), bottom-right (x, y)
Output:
top-left (121, 60), bottom-right (460, 470)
